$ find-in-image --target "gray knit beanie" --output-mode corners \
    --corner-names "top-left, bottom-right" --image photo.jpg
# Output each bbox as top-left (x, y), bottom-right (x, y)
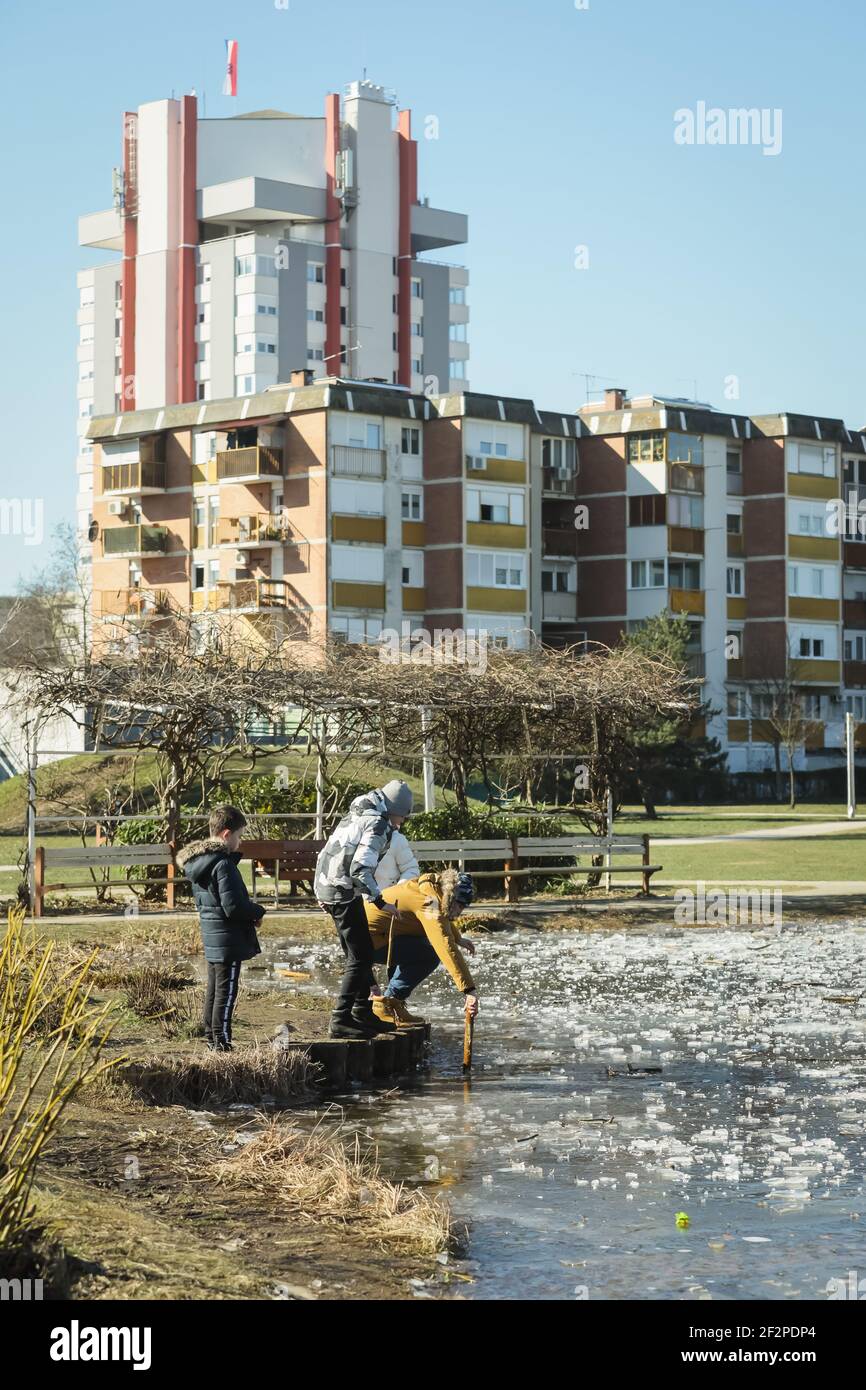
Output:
top-left (380, 780), bottom-right (414, 818)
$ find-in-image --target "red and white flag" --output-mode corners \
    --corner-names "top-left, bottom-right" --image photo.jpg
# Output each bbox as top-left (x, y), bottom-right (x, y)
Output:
top-left (223, 39), bottom-right (238, 97)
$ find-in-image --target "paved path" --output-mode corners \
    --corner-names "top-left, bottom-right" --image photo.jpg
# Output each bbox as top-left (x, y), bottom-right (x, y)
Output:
top-left (661, 819), bottom-right (866, 846)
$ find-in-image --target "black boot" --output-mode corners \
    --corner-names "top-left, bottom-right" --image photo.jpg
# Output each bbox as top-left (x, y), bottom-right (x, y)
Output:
top-left (329, 1014), bottom-right (379, 1040)
top-left (352, 1001), bottom-right (397, 1034)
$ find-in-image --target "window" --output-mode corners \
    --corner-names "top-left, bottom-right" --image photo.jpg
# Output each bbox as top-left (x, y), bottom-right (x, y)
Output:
top-left (402, 551), bottom-right (424, 587)
top-left (193, 565), bottom-right (205, 591)
top-left (668, 433), bottom-right (703, 467)
top-left (449, 323), bottom-right (467, 342)
top-left (845, 632), bottom-right (866, 662)
top-left (844, 457), bottom-right (866, 487)
top-left (467, 488), bottom-right (524, 526)
top-left (799, 636), bottom-right (825, 658)
top-left (789, 500), bottom-right (829, 537)
top-left (449, 359), bottom-right (466, 379)
top-left (726, 512), bottom-right (742, 535)
top-left (787, 441), bottom-right (836, 477)
top-left (788, 563), bottom-right (839, 599)
top-left (630, 559), bottom-right (666, 589)
top-left (845, 693), bottom-right (866, 721)
top-left (669, 559), bottom-right (701, 590)
top-left (331, 616), bottom-right (384, 645)
top-left (628, 494), bottom-right (666, 526)
top-left (449, 287), bottom-right (466, 305)
top-left (628, 434), bottom-right (665, 464)
top-left (78, 362), bottom-right (94, 381)
top-left (542, 438), bottom-right (577, 475)
top-left (413, 358), bottom-right (424, 375)
top-left (236, 375), bottom-right (255, 395)
top-left (256, 339), bottom-right (276, 355)
top-left (401, 427), bottom-right (420, 456)
top-left (196, 263), bottom-right (212, 285)
top-left (541, 565), bottom-right (575, 593)
top-left (235, 254), bottom-right (255, 277)
top-left (346, 422), bottom-right (382, 451)
top-left (307, 308), bottom-right (325, 322)
top-left (79, 285), bottom-right (95, 308)
top-left (726, 564), bottom-right (744, 597)
top-left (726, 450), bottom-right (742, 475)
top-left (307, 263), bottom-right (325, 284)
top-left (466, 551), bottom-right (526, 589)
top-left (668, 493), bottom-right (703, 528)
top-left (411, 321), bottom-right (423, 337)
top-left (308, 348), bottom-right (324, 361)
top-left (727, 690), bottom-right (748, 719)
top-left (412, 279), bottom-right (423, 299)
top-left (402, 489), bottom-right (423, 521)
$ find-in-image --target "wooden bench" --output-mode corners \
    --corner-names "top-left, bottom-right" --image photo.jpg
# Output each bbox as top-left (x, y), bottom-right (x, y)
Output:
top-left (33, 843), bottom-right (177, 918)
top-left (243, 839), bottom-right (325, 905)
top-left (410, 834), bottom-right (660, 899)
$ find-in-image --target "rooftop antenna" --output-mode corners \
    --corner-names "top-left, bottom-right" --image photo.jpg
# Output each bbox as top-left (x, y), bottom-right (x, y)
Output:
top-left (571, 370), bottom-right (620, 405)
top-left (676, 377), bottom-right (699, 401)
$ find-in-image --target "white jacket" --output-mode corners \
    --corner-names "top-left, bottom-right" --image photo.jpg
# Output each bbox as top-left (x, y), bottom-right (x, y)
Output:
top-left (374, 831), bottom-right (420, 889)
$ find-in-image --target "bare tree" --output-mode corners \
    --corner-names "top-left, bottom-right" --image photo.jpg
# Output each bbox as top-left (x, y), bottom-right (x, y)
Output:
top-left (750, 669), bottom-right (810, 809)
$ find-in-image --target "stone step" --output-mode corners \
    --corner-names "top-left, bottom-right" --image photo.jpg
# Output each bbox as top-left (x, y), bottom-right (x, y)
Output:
top-left (283, 1024), bottom-right (431, 1088)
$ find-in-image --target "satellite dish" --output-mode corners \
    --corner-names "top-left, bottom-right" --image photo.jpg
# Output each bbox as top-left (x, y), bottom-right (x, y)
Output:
top-left (88, 521), bottom-right (99, 542)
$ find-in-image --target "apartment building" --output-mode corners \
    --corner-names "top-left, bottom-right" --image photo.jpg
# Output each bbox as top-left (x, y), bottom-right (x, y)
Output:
top-left (575, 389), bottom-right (866, 777)
top-left (88, 376), bottom-right (580, 662)
top-left (88, 374), bottom-right (866, 780)
top-left (76, 80), bottom-right (470, 546)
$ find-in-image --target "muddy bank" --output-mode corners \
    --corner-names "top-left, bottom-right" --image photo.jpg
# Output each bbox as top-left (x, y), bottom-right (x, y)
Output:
top-left (35, 1101), bottom-right (445, 1301)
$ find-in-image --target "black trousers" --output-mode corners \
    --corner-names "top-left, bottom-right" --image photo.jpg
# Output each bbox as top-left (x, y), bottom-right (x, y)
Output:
top-left (203, 960), bottom-right (243, 1046)
top-left (322, 896), bottom-right (375, 1019)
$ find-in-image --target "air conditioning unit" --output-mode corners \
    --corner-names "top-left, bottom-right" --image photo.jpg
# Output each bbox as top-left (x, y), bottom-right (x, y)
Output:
top-left (555, 465), bottom-right (572, 481)
top-left (235, 551), bottom-right (247, 567)
top-left (467, 455), bottom-right (487, 471)
top-left (107, 498), bottom-right (129, 517)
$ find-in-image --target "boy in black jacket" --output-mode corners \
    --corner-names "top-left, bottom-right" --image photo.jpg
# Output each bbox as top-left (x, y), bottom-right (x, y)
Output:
top-left (178, 805), bottom-right (265, 1052)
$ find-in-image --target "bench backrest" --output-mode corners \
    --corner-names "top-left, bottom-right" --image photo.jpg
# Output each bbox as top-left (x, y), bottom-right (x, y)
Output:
top-left (242, 839), bottom-right (324, 867)
top-left (42, 844), bottom-right (174, 868)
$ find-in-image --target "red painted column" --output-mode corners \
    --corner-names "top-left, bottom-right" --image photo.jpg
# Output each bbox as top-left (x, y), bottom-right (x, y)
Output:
top-left (120, 112), bottom-right (138, 412)
top-left (324, 93), bottom-right (342, 374)
top-left (177, 94), bottom-right (198, 404)
top-left (397, 110), bottom-right (418, 389)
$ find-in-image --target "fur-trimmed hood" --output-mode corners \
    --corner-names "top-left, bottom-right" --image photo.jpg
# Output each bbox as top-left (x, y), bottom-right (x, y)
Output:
top-left (177, 837), bottom-right (241, 880)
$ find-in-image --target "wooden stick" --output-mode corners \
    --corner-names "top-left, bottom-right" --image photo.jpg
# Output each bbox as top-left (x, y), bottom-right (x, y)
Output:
top-left (463, 1008), bottom-right (475, 1072)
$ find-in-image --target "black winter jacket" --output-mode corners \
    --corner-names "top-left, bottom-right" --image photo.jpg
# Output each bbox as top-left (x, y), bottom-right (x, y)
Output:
top-left (177, 837), bottom-right (264, 964)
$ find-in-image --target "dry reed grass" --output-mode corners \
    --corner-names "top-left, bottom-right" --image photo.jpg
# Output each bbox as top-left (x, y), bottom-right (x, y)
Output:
top-left (212, 1117), bottom-right (453, 1256)
top-left (121, 1043), bottom-right (319, 1108)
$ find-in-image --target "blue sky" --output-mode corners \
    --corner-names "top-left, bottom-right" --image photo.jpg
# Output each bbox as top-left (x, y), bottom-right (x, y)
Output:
top-left (1, 0), bottom-right (862, 589)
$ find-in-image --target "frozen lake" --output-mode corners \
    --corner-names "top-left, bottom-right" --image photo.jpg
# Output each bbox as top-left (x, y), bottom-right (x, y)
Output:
top-left (267, 920), bottom-right (866, 1300)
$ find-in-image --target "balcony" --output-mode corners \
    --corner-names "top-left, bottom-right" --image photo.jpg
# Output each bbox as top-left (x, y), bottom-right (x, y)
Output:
top-left (95, 587), bottom-right (176, 620)
top-left (102, 524), bottom-right (169, 557)
top-left (542, 591), bottom-right (576, 622)
top-left (669, 462), bottom-right (704, 494)
top-left (668, 586), bottom-right (705, 616)
top-left (102, 460), bottom-right (166, 495)
top-left (331, 446), bottom-right (386, 479)
top-left (215, 578), bottom-right (290, 611)
top-left (726, 470), bottom-right (743, 496)
top-left (684, 652), bottom-right (706, 679)
top-left (542, 466), bottom-right (577, 497)
top-left (542, 527), bottom-right (578, 557)
top-left (218, 514), bottom-right (291, 548)
top-left (216, 446), bottom-right (283, 483)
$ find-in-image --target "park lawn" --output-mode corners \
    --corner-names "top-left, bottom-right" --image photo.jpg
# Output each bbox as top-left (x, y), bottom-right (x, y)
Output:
top-left (650, 831), bottom-right (866, 885)
top-left (607, 803), bottom-right (860, 840)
